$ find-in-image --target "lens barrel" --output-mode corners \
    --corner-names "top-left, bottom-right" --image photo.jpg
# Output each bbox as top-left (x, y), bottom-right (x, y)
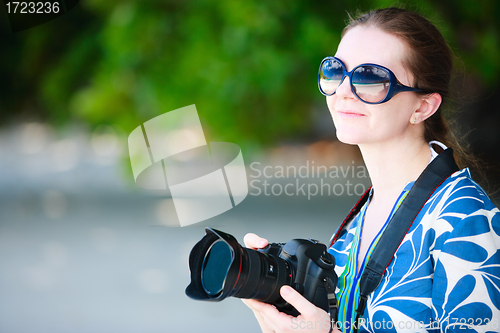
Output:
top-left (232, 247), bottom-right (291, 304)
top-left (186, 228), bottom-right (291, 306)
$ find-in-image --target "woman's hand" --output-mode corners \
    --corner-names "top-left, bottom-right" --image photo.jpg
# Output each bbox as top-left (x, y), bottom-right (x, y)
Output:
top-left (241, 233), bottom-right (341, 333)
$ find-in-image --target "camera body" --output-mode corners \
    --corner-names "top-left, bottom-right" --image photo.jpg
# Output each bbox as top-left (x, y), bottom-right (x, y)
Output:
top-left (260, 239), bottom-right (337, 316)
top-left (185, 228), bottom-right (338, 317)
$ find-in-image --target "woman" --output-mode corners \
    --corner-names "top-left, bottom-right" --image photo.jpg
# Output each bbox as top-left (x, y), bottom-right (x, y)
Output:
top-left (243, 7), bottom-right (500, 333)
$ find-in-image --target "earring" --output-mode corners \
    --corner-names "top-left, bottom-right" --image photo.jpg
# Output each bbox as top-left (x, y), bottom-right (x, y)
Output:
top-left (412, 117), bottom-right (417, 125)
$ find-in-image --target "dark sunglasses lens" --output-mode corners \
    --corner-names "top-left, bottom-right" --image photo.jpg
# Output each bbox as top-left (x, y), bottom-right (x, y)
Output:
top-left (320, 59), bottom-right (343, 95)
top-left (352, 66), bottom-right (390, 103)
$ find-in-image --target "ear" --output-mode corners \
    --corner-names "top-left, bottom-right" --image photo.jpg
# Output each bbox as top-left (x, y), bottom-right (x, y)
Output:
top-left (412, 93), bottom-right (442, 124)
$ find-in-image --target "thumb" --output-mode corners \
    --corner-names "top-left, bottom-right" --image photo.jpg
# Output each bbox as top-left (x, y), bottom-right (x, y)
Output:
top-left (280, 285), bottom-right (320, 319)
top-left (243, 233), bottom-right (268, 249)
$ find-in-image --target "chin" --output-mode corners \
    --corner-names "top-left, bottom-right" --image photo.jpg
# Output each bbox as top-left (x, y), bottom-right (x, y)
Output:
top-left (337, 137), bottom-right (361, 146)
top-left (335, 129), bottom-right (365, 145)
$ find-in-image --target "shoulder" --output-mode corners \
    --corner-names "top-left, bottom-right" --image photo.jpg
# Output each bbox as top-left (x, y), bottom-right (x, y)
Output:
top-left (424, 171), bottom-right (500, 326)
top-left (422, 168), bottom-right (498, 226)
top-left (417, 168), bottom-right (500, 256)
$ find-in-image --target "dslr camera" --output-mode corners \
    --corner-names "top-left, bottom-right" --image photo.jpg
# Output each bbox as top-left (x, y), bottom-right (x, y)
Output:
top-left (185, 228), bottom-right (338, 317)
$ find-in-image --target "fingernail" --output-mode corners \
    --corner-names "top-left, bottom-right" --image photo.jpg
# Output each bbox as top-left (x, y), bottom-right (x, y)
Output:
top-left (259, 239), bottom-right (267, 247)
top-left (281, 286), bottom-right (291, 295)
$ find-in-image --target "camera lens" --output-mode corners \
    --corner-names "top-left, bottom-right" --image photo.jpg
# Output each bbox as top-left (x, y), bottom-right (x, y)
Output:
top-left (232, 247), bottom-right (291, 304)
top-left (187, 228), bottom-right (292, 306)
top-left (201, 240), bottom-right (233, 296)
top-left (187, 228), bottom-right (338, 317)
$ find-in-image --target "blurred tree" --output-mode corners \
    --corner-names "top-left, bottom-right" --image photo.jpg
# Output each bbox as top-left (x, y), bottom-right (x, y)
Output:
top-left (0, 0), bottom-right (499, 186)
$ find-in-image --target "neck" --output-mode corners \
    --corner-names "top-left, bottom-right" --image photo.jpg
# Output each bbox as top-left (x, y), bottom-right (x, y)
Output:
top-left (359, 136), bottom-right (431, 203)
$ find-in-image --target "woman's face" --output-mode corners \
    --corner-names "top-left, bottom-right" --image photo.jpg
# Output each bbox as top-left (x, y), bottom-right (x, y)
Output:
top-left (327, 26), bottom-right (422, 146)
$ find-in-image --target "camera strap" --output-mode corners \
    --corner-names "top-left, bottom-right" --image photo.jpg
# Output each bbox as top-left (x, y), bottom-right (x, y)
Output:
top-left (323, 277), bottom-right (338, 333)
top-left (330, 148), bottom-right (459, 332)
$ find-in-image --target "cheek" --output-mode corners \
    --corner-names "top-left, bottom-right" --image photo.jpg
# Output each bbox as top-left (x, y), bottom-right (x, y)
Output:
top-left (326, 95), bottom-right (333, 109)
top-left (326, 96), bottom-right (337, 118)
top-left (373, 104), bottom-right (412, 135)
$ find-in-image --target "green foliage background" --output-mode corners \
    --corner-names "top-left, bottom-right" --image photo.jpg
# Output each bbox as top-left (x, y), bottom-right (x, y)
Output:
top-left (1, 0), bottom-right (499, 156)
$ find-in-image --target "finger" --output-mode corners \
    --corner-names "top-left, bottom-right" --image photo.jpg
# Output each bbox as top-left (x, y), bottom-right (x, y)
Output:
top-left (244, 298), bottom-right (276, 313)
top-left (280, 285), bottom-right (325, 319)
top-left (241, 300), bottom-right (276, 333)
top-left (243, 233), bottom-right (268, 249)
top-left (254, 300), bottom-right (291, 332)
top-left (242, 298), bottom-right (261, 312)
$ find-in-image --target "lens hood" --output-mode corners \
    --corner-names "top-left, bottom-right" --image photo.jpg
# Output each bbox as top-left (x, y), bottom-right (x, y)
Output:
top-left (185, 227), bottom-right (242, 301)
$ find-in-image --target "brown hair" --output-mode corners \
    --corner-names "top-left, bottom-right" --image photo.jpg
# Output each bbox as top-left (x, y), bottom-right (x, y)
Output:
top-left (342, 7), bottom-right (475, 170)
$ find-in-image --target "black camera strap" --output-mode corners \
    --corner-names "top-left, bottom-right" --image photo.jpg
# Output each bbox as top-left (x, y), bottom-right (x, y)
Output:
top-left (330, 148), bottom-right (459, 333)
top-left (323, 277), bottom-right (338, 333)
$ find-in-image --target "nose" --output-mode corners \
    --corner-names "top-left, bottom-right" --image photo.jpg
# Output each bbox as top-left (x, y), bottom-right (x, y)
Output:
top-left (334, 76), bottom-right (356, 100)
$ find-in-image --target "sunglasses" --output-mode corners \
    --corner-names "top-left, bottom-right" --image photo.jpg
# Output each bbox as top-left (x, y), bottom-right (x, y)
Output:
top-left (318, 57), bottom-right (424, 104)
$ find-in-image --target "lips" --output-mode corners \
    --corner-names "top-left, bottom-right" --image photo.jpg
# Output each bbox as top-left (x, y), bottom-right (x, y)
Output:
top-left (337, 110), bottom-right (366, 117)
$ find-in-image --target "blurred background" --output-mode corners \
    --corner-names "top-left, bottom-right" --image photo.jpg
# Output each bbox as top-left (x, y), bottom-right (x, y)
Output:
top-left (0, 0), bottom-right (499, 332)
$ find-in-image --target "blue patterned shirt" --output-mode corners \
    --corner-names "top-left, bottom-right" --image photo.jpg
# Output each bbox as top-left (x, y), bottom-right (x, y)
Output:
top-left (329, 169), bottom-right (500, 333)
